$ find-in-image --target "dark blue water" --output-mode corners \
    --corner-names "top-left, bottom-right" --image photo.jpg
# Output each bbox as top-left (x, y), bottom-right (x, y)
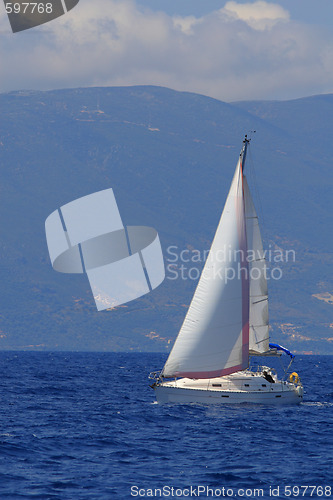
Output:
top-left (0, 353), bottom-right (331, 499)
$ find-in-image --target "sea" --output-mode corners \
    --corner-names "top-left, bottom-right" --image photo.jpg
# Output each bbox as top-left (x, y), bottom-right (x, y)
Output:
top-left (0, 352), bottom-right (331, 500)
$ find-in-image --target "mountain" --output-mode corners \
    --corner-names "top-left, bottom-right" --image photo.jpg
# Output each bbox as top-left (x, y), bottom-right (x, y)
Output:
top-left (0, 86), bottom-right (332, 353)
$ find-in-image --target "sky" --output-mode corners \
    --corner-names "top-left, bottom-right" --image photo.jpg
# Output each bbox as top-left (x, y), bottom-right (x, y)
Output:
top-left (1, 0), bottom-right (333, 101)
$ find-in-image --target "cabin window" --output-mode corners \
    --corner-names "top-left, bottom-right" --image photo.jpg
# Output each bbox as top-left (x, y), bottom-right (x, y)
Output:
top-left (212, 384), bottom-right (221, 387)
top-left (262, 384), bottom-right (267, 387)
top-left (244, 384), bottom-right (249, 387)
top-left (221, 395), bottom-right (229, 398)
top-left (275, 395), bottom-right (281, 398)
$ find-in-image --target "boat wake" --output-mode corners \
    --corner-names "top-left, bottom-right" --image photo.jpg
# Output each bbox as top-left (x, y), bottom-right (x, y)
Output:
top-left (302, 401), bottom-right (333, 408)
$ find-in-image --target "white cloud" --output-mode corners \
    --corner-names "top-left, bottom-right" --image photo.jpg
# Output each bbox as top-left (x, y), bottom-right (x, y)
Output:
top-left (173, 15), bottom-right (202, 35)
top-left (223, 1), bottom-right (289, 30)
top-left (1, 0), bottom-right (333, 100)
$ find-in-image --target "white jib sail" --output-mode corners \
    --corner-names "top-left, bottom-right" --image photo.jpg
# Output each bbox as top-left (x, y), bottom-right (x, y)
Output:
top-left (243, 177), bottom-right (269, 354)
top-left (162, 159), bottom-right (249, 379)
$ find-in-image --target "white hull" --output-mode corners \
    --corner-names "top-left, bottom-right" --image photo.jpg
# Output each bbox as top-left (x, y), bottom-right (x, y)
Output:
top-left (152, 370), bottom-right (303, 405)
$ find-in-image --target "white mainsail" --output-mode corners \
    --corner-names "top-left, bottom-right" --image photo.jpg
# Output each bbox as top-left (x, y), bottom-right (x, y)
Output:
top-left (162, 152), bottom-right (250, 378)
top-left (243, 178), bottom-right (270, 354)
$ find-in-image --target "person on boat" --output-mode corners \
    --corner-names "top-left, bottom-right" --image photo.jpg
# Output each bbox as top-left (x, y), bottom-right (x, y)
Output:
top-left (263, 371), bottom-right (275, 383)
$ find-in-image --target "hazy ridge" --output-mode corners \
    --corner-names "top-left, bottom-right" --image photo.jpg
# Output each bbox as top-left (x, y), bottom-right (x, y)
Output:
top-left (0, 86), bottom-right (332, 353)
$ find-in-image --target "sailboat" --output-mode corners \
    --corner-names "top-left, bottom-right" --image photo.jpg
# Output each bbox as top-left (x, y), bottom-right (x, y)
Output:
top-left (150, 136), bottom-right (303, 405)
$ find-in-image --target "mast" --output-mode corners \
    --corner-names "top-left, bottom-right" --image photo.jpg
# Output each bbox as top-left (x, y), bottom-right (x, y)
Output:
top-left (240, 134), bottom-right (250, 173)
top-left (241, 133), bottom-right (270, 355)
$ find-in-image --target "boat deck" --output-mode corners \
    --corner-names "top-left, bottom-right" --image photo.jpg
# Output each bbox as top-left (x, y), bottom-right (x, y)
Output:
top-left (158, 369), bottom-right (301, 395)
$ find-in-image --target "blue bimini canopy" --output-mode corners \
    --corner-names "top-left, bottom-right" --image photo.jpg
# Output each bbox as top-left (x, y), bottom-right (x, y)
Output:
top-left (269, 343), bottom-right (295, 358)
